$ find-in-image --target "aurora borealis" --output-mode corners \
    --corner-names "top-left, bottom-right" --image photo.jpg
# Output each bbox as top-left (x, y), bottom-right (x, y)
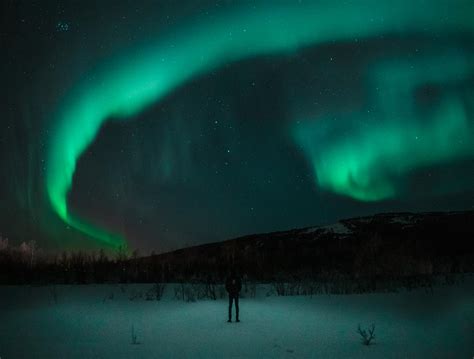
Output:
top-left (2, 0), bottom-right (473, 251)
top-left (294, 52), bottom-right (474, 201)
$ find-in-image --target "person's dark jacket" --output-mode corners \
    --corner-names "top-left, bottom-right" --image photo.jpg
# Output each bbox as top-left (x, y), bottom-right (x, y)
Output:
top-left (225, 275), bottom-right (242, 296)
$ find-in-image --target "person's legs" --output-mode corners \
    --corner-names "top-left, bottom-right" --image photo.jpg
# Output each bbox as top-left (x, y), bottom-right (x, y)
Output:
top-left (235, 295), bottom-right (239, 321)
top-left (228, 295), bottom-right (233, 321)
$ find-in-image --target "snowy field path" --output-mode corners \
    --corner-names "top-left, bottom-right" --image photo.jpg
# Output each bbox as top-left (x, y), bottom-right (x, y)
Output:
top-left (0, 282), bottom-right (473, 358)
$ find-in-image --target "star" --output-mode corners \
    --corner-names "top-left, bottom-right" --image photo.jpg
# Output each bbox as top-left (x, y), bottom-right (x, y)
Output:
top-left (56, 21), bottom-right (70, 32)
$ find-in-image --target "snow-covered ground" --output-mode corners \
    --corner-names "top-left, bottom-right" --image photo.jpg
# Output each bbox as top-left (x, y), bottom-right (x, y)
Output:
top-left (0, 280), bottom-right (473, 358)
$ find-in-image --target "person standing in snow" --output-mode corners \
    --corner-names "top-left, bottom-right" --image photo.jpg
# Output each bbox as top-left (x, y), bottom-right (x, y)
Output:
top-left (226, 270), bottom-right (242, 322)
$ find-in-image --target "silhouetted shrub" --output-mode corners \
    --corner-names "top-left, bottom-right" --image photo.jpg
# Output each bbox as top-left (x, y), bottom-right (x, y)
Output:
top-left (131, 325), bottom-right (140, 345)
top-left (129, 289), bottom-right (143, 301)
top-left (357, 324), bottom-right (375, 345)
top-left (145, 283), bottom-right (166, 301)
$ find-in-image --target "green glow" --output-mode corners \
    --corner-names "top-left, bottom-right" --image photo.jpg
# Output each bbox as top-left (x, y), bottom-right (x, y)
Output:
top-left (46, 1), bottom-right (474, 245)
top-left (294, 54), bottom-right (474, 201)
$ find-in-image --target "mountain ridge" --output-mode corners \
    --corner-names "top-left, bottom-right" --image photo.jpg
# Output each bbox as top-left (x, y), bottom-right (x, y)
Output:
top-left (137, 210), bottom-right (474, 281)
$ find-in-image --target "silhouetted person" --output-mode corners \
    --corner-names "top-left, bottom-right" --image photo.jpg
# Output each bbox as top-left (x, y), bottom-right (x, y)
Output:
top-left (225, 270), bottom-right (242, 322)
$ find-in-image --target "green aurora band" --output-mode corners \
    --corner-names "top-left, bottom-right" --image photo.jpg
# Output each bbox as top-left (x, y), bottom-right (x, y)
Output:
top-left (46, 1), bottom-right (474, 247)
top-left (293, 53), bottom-right (474, 201)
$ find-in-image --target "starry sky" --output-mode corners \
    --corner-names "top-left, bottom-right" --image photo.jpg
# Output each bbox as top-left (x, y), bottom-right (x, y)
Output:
top-left (1, 0), bottom-right (473, 253)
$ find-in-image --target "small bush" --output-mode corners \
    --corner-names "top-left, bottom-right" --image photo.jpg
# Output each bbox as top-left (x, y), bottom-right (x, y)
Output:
top-left (247, 281), bottom-right (257, 298)
top-left (145, 283), bottom-right (166, 301)
top-left (184, 284), bottom-right (197, 302)
top-left (204, 281), bottom-right (217, 300)
top-left (174, 282), bottom-right (222, 302)
top-left (131, 325), bottom-right (140, 345)
top-left (272, 279), bottom-right (302, 296)
top-left (218, 285), bottom-right (227, 299)
top-left (357, 324), bottom-right (375, 345)
top-left (103, 291), bottom-right (114, 303)
top-left (174, 283), bottom-right (184, 300)
top-left (129, 289), bottom-right (143, 301)
top-left (174, 282), bottom-right (198, 302)
top-left (49, 285), bottom-right (58, 304)
top-left (300, 280), bottom-right (321, 297)
top-left (273, 280), bottom-right (287, 296)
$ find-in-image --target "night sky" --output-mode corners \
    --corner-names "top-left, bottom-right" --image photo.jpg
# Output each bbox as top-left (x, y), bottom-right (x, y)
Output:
top-left (1, 0), bottom-right (473, 253)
